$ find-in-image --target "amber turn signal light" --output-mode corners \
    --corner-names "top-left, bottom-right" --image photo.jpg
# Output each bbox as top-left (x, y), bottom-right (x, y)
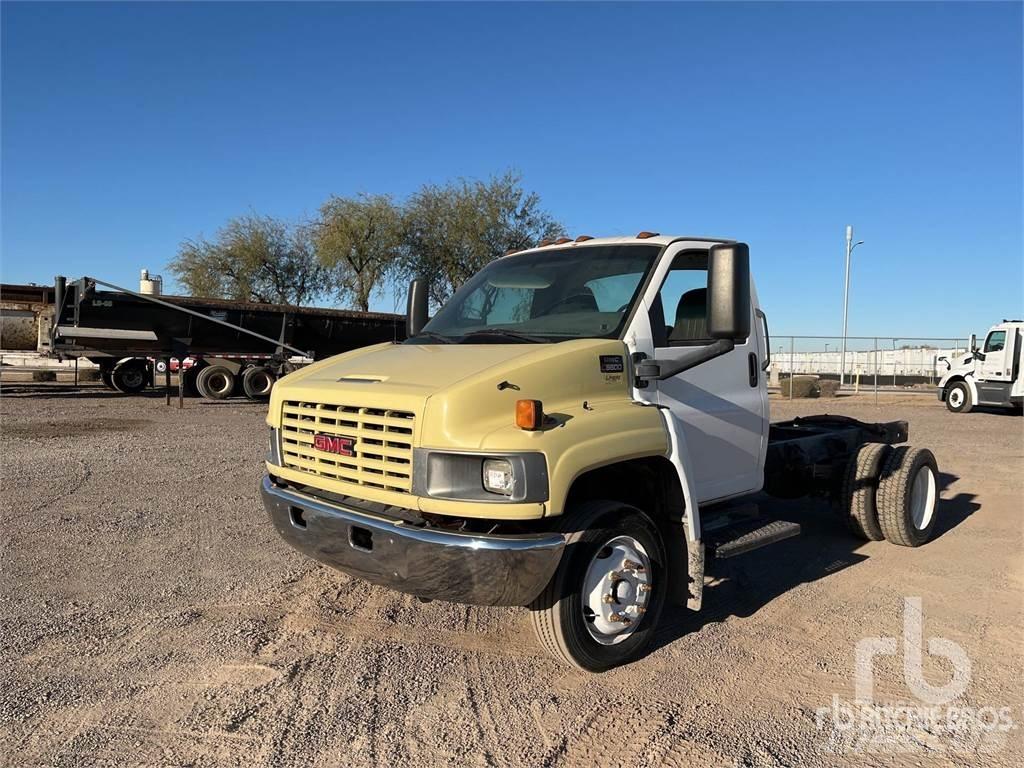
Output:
top-left (515, 399), bottom-right (543, 430)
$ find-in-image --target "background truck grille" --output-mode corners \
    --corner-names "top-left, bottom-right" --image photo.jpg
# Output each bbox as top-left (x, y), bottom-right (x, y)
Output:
top-left (280, 400), bottom-right (414, 493)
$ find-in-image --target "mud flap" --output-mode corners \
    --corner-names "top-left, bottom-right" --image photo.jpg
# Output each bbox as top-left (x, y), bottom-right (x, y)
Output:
top-left (687, 541), bottom-right (705, 611)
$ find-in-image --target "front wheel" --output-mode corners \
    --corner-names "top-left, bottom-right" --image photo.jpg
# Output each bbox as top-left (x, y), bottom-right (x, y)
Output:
top-left (945, 381), bottom-right (973, 413)
top-left (529, 501), bottom-right (667, 671)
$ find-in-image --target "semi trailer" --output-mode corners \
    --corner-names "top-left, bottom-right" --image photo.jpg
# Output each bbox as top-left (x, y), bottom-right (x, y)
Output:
top-left (938, 320), bottom-right (1023, 413)
top-left (46, 275), bottom-right (404, 399)
top-left (260, 234), bottom-right (943, 670)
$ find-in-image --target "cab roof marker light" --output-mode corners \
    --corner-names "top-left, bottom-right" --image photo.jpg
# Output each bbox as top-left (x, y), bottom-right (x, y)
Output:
top-left (575, 235), bottom-right (594, 242)
top-left (554, 237), bottom-right (572, 245)
top-left (538, 238), bottom-right (555, 247)
top-left (636, 231), bottom-right (660, 239)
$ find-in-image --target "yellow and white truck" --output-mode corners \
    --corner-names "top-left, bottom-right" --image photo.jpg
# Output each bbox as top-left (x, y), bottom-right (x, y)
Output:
top-left (261, 234), bottom-right (941, 670)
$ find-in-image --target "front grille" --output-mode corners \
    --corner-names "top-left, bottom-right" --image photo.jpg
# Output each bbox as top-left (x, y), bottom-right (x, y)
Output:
top-left (280, 400), bottom-right (415, 493)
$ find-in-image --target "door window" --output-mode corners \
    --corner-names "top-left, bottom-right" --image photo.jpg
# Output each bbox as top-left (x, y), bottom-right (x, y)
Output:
top-left (984, 331), bottom-right (1006, 353)
top-left (650, 250), bottom-right (710, 348)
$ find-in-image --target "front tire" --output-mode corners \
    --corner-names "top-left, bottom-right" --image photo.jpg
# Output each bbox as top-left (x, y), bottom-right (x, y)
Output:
top-left (529, 501), bottom-right (667, 671)
top-left (877, 446), bottom-right (939, 547)
top-left (945, 381), bottom-right (973, 413)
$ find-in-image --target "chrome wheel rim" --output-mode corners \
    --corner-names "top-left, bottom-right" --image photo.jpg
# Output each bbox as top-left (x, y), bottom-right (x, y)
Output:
top-left (910, 465), bottom-right (936, 529)
top-left (581, 536), bottom-right (652, 645)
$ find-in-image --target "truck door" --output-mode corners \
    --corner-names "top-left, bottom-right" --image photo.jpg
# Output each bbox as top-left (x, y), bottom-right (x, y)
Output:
top-left (978, 328), bottom-right (1009, 382)
top-left (645, 247), bottom-right (767, 502)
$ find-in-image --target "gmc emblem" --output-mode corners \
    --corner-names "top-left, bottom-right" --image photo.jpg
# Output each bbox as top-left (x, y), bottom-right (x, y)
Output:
top-left (313, 434), bottom-right (355, 457)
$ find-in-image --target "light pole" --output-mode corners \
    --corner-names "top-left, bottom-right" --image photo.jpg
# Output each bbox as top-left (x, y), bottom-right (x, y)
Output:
top-left (840, 225), bottom-right (864, 387)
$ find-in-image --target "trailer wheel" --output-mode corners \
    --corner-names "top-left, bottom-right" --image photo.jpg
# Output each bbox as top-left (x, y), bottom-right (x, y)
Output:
top-left (836, 442), bottom-right (890, 541)
top-left (242, 366), bottom-right (275, 399)
top-left (529, 500), bottom-right (666, 672)
top-left (100, 367), bottom-right (115, 390)
top-left (877, 446), bottom-right (939, 547)
top-left (945, 381), bottom-right (973, 413)
top-left (196, 365), bottom-right (235, 400)
top-left (111, 360), bottom-right (149, 394)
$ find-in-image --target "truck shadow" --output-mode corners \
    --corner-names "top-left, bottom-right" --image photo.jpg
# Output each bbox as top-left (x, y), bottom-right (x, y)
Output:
top-left (649, 472), bottom-right (979, 655)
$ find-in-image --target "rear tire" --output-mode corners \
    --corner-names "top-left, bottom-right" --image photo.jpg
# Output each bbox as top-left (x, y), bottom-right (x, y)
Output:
top-left (196, 365), bottom-right (235, 400)
top-left (242, 366), bottom-right (275, 400)
top-left (111, 360), bottom-right (149, 394)
top-left (529, 501), bottom-right (667, 671)
top-left (836, 442), bottom-right (890, 541)
top-left (100, 367), bottom-right (115, 390)
top-left (945, 381), bottom-right (973, 413)
top-left (877, 446), bottom-right (939, 547)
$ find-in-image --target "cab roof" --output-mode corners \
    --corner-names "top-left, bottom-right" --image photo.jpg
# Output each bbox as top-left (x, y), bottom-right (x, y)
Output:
top-left (510, 234), bottom-right (734, 255)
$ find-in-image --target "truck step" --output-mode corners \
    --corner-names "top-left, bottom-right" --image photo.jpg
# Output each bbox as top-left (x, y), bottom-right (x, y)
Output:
top-left (707, 519), bottom-right (801, 559)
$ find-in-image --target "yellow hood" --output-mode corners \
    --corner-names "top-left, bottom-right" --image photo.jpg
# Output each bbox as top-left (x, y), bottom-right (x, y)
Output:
top-left (268, 338), bottom-right (634, 445)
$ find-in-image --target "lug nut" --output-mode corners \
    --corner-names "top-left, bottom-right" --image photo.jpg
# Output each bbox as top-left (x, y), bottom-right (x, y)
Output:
top-left (622, 559), bottom-right (644, 572)
top-left (602, 594), bottom-right (616, 604)
top-left (638, 583), bottom-right (652, 593)
top-left (609, 612), bottom-right (624, 622)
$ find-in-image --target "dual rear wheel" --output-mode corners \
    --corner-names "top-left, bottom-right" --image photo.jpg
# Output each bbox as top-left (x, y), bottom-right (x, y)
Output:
top-left (837, 444), bottom-right (939, 546)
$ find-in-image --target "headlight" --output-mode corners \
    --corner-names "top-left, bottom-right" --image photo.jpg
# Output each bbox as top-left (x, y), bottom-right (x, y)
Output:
top-left (482, 458), bottom-right (514, 496)
top-left (414, 450), bottom-right (548, 502)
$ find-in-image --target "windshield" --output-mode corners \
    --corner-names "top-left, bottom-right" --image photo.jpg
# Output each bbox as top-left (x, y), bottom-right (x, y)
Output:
top-left (408, 244), bottom-right (660, 344)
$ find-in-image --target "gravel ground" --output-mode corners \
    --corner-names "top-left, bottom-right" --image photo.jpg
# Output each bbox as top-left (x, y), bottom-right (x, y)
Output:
top-left (1, 385), bottom-right (1021, 767)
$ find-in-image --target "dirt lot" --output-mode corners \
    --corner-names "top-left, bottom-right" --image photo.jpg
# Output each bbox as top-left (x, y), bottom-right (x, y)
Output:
top-left (2, 386), bottom-right (1022, 767)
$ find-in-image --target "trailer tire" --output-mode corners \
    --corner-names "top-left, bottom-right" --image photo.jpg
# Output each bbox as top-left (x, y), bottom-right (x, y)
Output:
top-left (877, 446), bottom-right (939, 547)
top-left (242, 366), bottom-right (275, 399)
top-left (111, 360), bottom-right (149, 394)
top-left (196, 365), bottom-right (235, 400)
top-left (529, 501), bottom-right (666, 672)
top-left (100, 368), bottom-right (115, 390)
top-left (945, 381), bottom-right (973, 413)
top-left (835, 442), bottom-right (890, 541)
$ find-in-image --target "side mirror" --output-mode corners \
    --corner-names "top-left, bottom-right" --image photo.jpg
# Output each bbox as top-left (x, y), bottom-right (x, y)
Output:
top-left (707, 242), bottom-right (751, 340)
top-left (406, 278), bottom-right (429, 338)
top-left (969, 333), bottom-right (977, 352)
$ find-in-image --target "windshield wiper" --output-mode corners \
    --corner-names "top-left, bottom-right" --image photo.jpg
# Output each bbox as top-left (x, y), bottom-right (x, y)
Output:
top-left (458, 329), bottom-right (552, 344)
top-left (406, 331), bottom-right (456, 344)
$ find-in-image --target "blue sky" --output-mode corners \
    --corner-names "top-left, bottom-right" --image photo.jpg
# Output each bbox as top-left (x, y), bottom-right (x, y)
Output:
top-left (2, 1), bottom-right (1021, 338)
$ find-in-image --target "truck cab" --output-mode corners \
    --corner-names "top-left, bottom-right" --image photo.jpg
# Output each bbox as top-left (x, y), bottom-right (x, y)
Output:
top-left (262, 235), bottom-right (940, 670)
top-left (938, 320), bottom-right (1024, 413)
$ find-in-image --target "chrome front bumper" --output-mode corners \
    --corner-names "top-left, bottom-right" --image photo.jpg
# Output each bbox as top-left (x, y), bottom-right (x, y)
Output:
top-left (260, 475), bottom-right (565, 606)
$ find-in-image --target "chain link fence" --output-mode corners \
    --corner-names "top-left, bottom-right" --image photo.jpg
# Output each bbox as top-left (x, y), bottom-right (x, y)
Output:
top-left (769, 336), bottom-right (967, 400)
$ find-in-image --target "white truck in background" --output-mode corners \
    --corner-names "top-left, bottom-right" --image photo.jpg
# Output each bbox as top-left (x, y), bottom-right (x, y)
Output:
top-left (938, 320), bottom-right (1023, 413)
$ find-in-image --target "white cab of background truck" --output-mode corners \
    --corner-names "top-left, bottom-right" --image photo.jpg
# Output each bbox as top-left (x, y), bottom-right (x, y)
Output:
top-left (938, 320), bottom-right (1023, 413)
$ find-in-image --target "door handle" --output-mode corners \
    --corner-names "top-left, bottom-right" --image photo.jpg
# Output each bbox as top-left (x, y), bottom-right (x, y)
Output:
top-left (748, 352), bottom-right (758, 387)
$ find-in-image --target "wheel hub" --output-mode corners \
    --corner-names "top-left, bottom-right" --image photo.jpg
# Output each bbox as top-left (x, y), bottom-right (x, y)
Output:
top-left (582, 537), bottom-right (652, 645)
top-left (949, 389), bottom-right (963, 407)
top-left (910, 465), bottom-right (936, 529)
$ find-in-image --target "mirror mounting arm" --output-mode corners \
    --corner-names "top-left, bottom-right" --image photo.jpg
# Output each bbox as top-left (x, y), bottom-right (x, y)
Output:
top-left (636, 339), bottom-right (736, 382)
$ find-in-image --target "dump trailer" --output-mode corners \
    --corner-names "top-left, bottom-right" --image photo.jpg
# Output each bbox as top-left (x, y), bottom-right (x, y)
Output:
top-left (260, 234), bottom-right (944, 671)
top-left (48, 275), bottom-right (404, 399)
